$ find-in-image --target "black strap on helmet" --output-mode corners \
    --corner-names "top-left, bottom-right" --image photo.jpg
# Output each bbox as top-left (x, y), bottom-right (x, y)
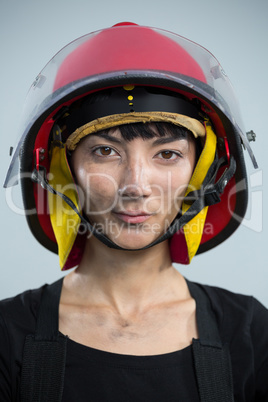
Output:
top-left (31, 154), bottom-right (236, 251)
top-left (59, 86), bottom-right (203, 136)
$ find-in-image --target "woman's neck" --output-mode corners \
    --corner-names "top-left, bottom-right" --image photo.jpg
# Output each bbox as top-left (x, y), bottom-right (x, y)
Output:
top-left (63, 237), bottom-right (186, 314)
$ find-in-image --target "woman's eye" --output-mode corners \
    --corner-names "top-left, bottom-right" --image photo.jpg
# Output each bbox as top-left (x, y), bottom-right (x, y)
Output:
top-left (157, 150), bottom-right (180, 160)
top-left (94, 147), bottom-right (117, 156)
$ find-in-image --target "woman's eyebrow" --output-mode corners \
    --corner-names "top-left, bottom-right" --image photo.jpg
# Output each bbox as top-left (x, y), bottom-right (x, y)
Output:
top-left (90, 132), bottom-right (122, 144)
top-left (152, 136), bottom-right (184, 145)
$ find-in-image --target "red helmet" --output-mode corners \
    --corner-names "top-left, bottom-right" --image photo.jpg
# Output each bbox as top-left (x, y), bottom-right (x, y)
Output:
top-left (4, 22), bottom-right (257, 269)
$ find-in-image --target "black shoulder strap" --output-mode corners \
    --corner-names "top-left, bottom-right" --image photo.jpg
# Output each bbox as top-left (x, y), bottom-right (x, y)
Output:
top-left (20, 279), bottom-right (67, 402)
top-left (187, 281), bottom-right (234, 402)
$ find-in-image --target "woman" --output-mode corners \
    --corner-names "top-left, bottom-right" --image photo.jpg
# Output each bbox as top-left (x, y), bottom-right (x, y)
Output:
top-left (1, 22), bottom-right (267, 401)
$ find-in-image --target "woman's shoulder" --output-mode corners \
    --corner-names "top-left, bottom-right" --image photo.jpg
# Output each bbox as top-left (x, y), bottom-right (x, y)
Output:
top-left (198, 282), bottom-right (268, 396)
top-left (0, 280), bottom-right (59, 337)
top-left (196, 281), bottom-right (267, 321)
top-left (0, 280), bottom-right (62, 399)
top-left (0, 284), bottom-right (45, 320)
top-left (191, 281), bottom-right (268, 387)
top-left (191, 281), bottom-right (268, 333)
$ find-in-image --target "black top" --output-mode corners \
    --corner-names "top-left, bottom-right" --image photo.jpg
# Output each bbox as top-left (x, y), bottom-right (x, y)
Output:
top-left (0, 279), bottom-right (268, 401)
top-left (63, 340), bottom-right (199, 401)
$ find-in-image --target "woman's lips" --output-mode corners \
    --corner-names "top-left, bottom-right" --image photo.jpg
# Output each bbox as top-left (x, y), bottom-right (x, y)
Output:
top-left (113, 211), bottom-right (152, 224)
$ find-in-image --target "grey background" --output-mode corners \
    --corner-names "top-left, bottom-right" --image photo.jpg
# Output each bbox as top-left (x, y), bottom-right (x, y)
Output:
top-left (1, 0), bottom-right (267, 305)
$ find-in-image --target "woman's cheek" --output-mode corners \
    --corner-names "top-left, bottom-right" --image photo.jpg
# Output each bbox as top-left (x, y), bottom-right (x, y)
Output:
top-left (85, 175), bottom-right (119, 211)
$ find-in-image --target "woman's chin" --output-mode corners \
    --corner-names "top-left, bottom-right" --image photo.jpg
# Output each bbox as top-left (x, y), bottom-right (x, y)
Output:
top-left (87, 218), bottom-right (167, 251)
top-left (104, 231), bottom-right (163, 251)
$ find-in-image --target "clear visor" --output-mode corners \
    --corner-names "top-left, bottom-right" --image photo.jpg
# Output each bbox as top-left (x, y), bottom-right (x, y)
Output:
top-left (4, 24), bottom-right (257, 188)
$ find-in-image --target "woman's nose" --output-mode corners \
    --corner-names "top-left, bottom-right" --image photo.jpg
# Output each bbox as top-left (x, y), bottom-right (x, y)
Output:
top-left (118, 159), bottom-right (152, 199)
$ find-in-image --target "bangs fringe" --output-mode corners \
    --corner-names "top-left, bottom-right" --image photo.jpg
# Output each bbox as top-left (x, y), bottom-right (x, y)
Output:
top-left (111, 122), bottom-right (190, 142)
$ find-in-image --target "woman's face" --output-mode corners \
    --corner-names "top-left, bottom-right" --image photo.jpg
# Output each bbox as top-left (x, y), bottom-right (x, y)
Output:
top-left (71, 126), bottom-right (196, 249)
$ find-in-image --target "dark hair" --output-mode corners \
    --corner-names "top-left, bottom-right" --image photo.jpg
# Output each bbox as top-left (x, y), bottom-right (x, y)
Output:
top-left (116, 122), bottom-right (189, 141)
top-left (102, 122), bottom-right (203, 160)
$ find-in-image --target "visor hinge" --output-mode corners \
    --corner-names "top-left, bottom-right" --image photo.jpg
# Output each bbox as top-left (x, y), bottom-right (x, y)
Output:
top-left (246, 130), bottom-right (256, 142)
